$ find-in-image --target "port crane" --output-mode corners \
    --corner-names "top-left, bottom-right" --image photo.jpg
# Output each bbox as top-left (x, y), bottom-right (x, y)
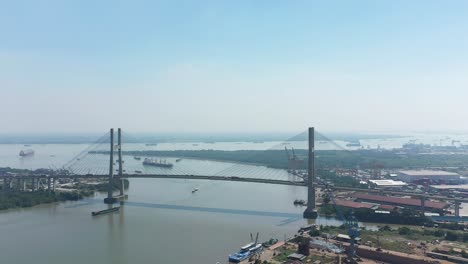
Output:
top-left (284, 146), bottom-right (305, 173)
top-left (324, 186), bottom-right (360, 263)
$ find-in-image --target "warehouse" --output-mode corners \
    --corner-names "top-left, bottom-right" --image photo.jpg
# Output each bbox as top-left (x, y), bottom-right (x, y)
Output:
top-left (334, 199), bottom-right (378, 210)
top-left (369, 180), bottom-right (407, 188)
top-left (397, 170), bottom-right (460, 184)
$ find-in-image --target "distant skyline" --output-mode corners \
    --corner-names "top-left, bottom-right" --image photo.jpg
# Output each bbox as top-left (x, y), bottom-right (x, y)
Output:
top-left (1, 1), bottom-right (468, 133)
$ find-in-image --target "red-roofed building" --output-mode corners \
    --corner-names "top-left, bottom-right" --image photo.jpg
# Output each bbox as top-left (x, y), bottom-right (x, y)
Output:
top-left (334, 199), bottom-right (378, 210)
top-left (378, 204), bottom-right (398, 211)
top-left (351, 193), bottom-right (449, 212)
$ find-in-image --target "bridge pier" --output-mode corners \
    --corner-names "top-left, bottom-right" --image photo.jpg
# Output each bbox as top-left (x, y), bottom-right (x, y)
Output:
top-left (15, 177), bottom-right (21, 190)
top-left (455, 200), bottom-right (461, 217)
top-left (420, 196), bottom-right (425, 214)
top-left (47, 178), bottom-right (51, 193)
top-left (304, 127), bottom-right (318, 219)
top-left (31, 177), bottom-right (36, 191)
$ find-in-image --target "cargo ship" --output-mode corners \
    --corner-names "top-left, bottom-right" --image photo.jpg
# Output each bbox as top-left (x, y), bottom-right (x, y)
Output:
top-left (91, 206), bottom-right (120, 216)
top-left (228, 233), bottom-right (262, 263)
top-left (346, 141), bottom-right (361, 147)
top-left (19, 149), bottom-right (34, 157)
top-left (142, 158), bottom-right (173, 168)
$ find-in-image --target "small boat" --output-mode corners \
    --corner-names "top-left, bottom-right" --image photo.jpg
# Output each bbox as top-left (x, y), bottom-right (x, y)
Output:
top-left (91, 206), bottom-right (120, 216)
top-left (24, 144), bottom-right (31, 147)
top-left (134, 156), bottom-right (141, 160)
top-left (192, 144), bottom-right (199, 146)
top-left (293, 199), bottom-right (307, 206)
top-left (192, 188), bottom-right (199, 193)
top-left (146, 143), bottom-right (157, 146)
top-left (135, 170), bottom-right (142, 174)
top-left (176, 158), bottom-right (182, 162)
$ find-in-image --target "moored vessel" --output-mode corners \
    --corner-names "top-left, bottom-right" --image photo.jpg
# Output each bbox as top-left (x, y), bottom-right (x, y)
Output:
top-left (228, 233), bottom-right (262, 263)
top-left (91, 206), bottom-right (120, 216)
top-left (19, 149), bottom-right (34, 157)
top-left (142, 158), bottom-right (173, 168)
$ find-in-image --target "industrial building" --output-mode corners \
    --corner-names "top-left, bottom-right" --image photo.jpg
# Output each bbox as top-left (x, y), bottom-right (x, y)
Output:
top-left (368, 179), bottom-right (407, 188)
top-left (397, 170), bottom-right (460, 184)
top-left (334, 199), bottom-right (378, 210)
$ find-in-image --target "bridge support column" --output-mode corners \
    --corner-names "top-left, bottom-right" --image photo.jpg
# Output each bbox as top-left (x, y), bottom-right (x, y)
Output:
top-left (31, 177), bottom-right (36, 191)
top-left (118, 128), bottom-right (124, 197)
top-left (47, 178), bottom-right (51, 193)
top-left (52, 178), bottom-right (56, 192)
top-left (455, 201), bottom-right (461, 217)
top-left (420, 196), bottom-right (425, 214)
top-left (16, 178), bottom-right (21, 191)
top-left (104, 128), bottom-right (117, 204)
top-left (304, 127), bottom-right (318, 219)
top-left (2, 177), bottom-right (11, 192)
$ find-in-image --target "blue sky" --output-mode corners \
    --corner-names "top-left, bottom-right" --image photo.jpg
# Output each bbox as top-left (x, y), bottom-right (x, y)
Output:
top-left (1, 1), bottom-right (468, 133)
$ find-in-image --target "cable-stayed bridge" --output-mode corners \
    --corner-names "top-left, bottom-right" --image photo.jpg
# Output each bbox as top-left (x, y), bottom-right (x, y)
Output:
top-left (0, 128), bottom-right (320, 218)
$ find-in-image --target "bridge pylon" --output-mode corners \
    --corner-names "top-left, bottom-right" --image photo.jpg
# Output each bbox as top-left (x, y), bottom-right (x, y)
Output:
top-left (104, 128), bottom-right (126, 204)
top-left (303, 127), bottom-right (318, 219)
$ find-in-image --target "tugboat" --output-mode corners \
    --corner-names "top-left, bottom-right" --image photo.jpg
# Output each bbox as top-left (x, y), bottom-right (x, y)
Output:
top-left (142, 158), bottom-right (173, 168)
top-left (293, 199), bottom-right (307, 206)
top-left (228, 233), bottom-right (262, 263)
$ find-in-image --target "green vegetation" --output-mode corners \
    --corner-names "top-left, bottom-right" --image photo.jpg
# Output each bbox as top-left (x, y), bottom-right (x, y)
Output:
top-left (98, 149), bottom-right (468, 170)
top-left (0, 178), bottom-right (129, 210)
top-left (322, 224), bottom-right (468, 252)
top-left (273, 248), bottom-right (296, 262)
top-left (318, 169), bottom-right (366, 188)
top-left (318, 206), bottom-right (429, 226)
top-left (0, 190), bottom-right (93, 210)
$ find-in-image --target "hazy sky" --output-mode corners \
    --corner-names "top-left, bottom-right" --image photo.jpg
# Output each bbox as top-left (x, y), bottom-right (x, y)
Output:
top-left (1, 1), bottom-right (468, 134)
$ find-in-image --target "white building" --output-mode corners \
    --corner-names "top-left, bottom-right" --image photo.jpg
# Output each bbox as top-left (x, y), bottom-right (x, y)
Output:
top-left (397, 170), bottom-right (460, 183)
top-left (369, 179), bottom-right (408, 188)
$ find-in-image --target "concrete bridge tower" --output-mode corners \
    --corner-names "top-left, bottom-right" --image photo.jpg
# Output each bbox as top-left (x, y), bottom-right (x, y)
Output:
top-left (303, 127), bottom-right (318, 219)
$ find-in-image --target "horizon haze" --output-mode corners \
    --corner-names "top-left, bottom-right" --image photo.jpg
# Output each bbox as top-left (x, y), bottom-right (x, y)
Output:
top-left (1, 1), bottom-right (468, 133)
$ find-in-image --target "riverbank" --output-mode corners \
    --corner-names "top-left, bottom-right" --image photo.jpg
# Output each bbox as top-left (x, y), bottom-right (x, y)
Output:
top-left (0, 179), bottom-right (129, 211)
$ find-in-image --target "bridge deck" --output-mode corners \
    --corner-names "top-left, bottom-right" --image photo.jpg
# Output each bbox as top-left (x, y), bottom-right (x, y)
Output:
top-left (3, 174), bottom-right (468, 202)
top-left (0, 174), bottom-right (306, 186)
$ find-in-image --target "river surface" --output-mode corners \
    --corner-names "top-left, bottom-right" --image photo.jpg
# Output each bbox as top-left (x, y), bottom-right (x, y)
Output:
top-left (1, 135), bottom-right (468, 264)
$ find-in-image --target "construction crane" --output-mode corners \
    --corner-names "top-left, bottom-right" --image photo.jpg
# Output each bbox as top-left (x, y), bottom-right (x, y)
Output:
top-left (284, 146), bottom-right (305, 172)
top-left (324, 186), bottom-right (360, 263)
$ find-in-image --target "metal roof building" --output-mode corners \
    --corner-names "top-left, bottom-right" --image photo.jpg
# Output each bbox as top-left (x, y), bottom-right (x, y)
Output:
top-left (369, 179), bottom-right (408, 188)
top-left (334, 199), bottom-right (377, 210)
top-left (397, 170), bottom-right (460, 183)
